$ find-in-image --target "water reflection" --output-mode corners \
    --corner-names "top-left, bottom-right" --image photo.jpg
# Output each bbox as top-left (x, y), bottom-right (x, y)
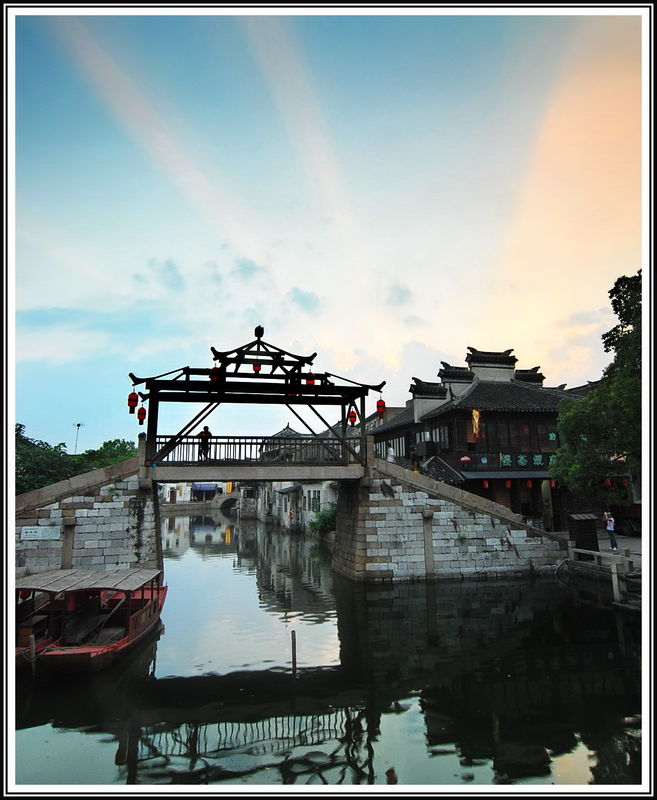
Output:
top-left (15, 514), bottom-right (642, 787)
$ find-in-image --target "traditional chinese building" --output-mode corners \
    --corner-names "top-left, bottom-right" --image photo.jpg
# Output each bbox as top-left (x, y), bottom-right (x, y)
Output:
top-left (373, 347), bottom-right (588, 531)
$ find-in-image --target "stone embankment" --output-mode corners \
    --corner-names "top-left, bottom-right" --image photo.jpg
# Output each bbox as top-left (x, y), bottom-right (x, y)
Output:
top-left (332, 458), bottom-right (566, 582)
top-left (15, 449), bottom-right (159, 577)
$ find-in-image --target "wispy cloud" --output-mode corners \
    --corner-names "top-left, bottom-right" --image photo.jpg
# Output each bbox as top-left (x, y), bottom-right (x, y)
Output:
top-left (148, 258), bottom-right (185, 292)
top-left (288, 287), bottom-right (321, 313)
top-left (386, 283), bottom-right (412, 306)
top-left (241, 17), bottom-right (367, 282)
top-left (231, 257), bottom-right (268, 281)
top-left (51, 17), bottom-right (265, 260)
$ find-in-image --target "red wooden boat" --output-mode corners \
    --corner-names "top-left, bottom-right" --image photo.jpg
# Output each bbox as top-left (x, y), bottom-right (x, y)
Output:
top-left (16, 568), bottom-right (167, 673)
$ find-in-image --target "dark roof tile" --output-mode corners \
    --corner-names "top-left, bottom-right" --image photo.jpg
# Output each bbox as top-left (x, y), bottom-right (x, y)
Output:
top-left (421, 379), bottom-right (573, 420)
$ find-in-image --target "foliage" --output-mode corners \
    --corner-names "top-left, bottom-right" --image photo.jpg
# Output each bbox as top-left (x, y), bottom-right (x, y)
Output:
top-left (15, 424), bottom-right (137, 495)
top-left (308, 505), bottom-right (337, 535)
top-left (551, 270), bottom-right (641, 505)
top-left (76, 439), bottom-right (138, 472)
top-left (15, 424), bottom-right (77, 495)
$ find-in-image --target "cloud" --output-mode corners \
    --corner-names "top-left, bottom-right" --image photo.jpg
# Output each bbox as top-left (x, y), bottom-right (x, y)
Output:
top-left (148, 258), bottom-right (184, 292)
top-left (16, 327), bottom-right (112, 365)
top-left (386, 283), bottom-right (412, 306)
top-left (231, 257), bottom-right (268, 281)
top-left (51, 17), bottom-right (266, 259)
top-left (205, 261), bottom-right (223, 285)
top-left (287, 287), bottom-right (321, 313)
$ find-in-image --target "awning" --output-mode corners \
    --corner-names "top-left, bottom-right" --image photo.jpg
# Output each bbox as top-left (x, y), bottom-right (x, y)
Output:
top-left (191, 483), bottom-right (218, 491)
top-left (276, 483), bottom-right (303, 495)
top-left (15, 568), bottom-right (162, 594)
top-left (461, 471), bottom-right (552, 480)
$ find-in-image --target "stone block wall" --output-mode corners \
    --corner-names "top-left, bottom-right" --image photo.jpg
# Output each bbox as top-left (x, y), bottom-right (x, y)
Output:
top-left (333, 476), bottom-right (565, 583)
top-left (15, 474), bottom-right (159, 577)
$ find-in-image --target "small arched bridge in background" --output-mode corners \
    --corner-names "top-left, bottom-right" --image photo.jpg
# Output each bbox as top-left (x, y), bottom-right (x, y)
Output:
top-left (128, 326), bottom-right (386, 484)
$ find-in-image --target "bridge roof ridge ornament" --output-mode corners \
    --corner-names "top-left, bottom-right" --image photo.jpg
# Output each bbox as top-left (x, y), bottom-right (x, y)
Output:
top-left (210, 325), bottom-right (317, 368)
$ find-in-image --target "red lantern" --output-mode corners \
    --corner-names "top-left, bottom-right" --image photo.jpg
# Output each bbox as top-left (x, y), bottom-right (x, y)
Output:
top-left (376, 398), bottom-right (386, 418)
top-left (526, 479), bottom-right (533, 489)
top-left (210, 367), bottom-right (221, 382)
top-left (550, 479), bottom-right (557, 489)
top-left (348, 409), bottom-right (357, 427)
top-left (306, 372), bottom-right (315, 385)
top-left (622, 478), bottom-right (629, 488)
top-left (505, 480), bottom-right (512, 489)
top-left (460, 456), bottom-right (471, 466)
top-left (127, 392), bottom-right (138, 413)
top-left (253, 363), bottom-right (261, 373)
top-left (482, 479), bottom-right (489, 489)
top-left (604, 478), bottom-right (612, 488)
top-left (137, 406), bottom-right (147, 425)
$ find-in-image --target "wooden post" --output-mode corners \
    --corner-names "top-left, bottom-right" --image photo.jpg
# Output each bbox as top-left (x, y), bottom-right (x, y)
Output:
top-left (291, 630), bottom-right (297, 677)
top-left (610, 561), bottom-right (621, 602)
top-left (145, 389), bottom-right (159, 462)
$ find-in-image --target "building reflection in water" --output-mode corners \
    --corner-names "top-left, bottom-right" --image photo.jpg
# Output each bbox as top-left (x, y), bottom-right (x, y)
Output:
top-left (16, 517), bottom-right (642, 787)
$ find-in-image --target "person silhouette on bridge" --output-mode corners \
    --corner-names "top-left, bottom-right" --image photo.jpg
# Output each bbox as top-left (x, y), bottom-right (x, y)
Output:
top-left (197, 426), bottom-right (212, 461)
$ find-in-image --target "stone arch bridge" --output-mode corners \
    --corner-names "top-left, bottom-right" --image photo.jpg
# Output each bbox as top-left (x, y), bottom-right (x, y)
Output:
top-left (15, 433), bottom-right (566, 581)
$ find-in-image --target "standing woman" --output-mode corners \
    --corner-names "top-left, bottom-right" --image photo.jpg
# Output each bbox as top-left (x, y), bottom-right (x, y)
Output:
top-left (604, 512), bottom-right (618, 551)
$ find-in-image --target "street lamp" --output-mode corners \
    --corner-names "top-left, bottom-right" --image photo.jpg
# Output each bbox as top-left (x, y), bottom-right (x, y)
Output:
top-left (73, 423), bottom-right (84, 455)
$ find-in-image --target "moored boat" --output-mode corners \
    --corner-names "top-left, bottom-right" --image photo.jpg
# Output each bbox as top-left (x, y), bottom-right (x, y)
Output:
top-left (16, 568), bottom-right (167, 673)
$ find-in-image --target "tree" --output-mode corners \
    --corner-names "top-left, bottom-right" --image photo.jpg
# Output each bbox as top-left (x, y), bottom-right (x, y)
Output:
top-left (15, 424), bottom-right (78, 495)
top-left (76, 438), bottom-right (137, 472)
top-left (551, 270), bottom-right (641, 505)
top-left (15, 425), bottom-right (138, 495)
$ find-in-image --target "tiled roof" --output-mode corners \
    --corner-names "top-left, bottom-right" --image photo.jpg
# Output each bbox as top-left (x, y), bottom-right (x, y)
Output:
top-left (371, 404), bottom-right (415, 435)
top-left (466, 347), bottom-right (518, 367)
top-left (421, 379), bottom-right (573, 420)
top-left (565, 380), bottom-right (601, 396)
top-left (514, 367), bottom-right (545, 384)
top-left (438, 362), bottom-right (474, 381)
top-left (410, 378), bottom-right (448, 397)
top-left (271, 424), bottom-right (311, 438)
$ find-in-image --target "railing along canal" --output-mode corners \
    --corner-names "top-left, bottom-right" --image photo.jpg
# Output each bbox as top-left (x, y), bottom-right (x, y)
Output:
top-left (154, 436), bottom-right (356, 465)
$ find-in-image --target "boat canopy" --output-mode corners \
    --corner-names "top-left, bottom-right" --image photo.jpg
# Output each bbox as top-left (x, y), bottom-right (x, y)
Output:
top-left (15, 568), bottom-right (163, 594)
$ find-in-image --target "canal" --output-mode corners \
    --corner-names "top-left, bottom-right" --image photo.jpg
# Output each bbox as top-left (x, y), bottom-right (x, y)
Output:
top-left (14, 510), bottom-right (642, 787)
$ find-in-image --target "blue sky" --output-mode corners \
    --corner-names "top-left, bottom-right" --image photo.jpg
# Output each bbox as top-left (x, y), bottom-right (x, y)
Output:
top-left (10, 9), bottom-right (646, 452)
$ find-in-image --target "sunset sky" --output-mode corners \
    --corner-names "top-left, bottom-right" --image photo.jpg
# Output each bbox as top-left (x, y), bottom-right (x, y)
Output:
top-left (9, 8), bottom-right (648, 452)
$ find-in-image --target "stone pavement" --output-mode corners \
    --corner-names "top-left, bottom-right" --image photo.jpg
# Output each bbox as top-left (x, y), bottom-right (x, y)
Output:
top-left (597, 532), bottom-right (643, 570)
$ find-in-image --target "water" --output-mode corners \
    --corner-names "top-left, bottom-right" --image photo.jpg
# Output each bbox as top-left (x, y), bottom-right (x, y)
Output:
top-left (14, 511), bottom-right (642, 788)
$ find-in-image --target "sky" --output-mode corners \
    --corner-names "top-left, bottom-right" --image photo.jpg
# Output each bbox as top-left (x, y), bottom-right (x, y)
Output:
top-left (9, 7), bottom-right (648, 453)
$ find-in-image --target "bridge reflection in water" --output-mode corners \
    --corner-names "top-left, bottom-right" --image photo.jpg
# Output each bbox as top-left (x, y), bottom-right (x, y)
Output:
top-left (15, 518), bottom-right (642, 787)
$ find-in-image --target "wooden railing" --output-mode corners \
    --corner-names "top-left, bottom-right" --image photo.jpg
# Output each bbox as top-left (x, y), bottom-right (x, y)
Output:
top-left (152, 436), bottom-right (356, 465)
top-left (567, 544), bottom-right (635, 602)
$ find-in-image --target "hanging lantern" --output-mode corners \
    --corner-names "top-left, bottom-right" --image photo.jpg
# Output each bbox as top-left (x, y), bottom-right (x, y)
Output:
top-left (210, 367), bottom-right (221, 382)
top-left (550, 479), bottom-right (557, 489)
top-left (253, 363), bottom-right (261, 373)
top-left (306, 372), bottom-right (315, 386)
top-left (604, 478), bottom-right (612, 488)
top-left (376, 398), bottom-right (386, 418)
top-left (348, 409), bottom-right (357, 427)
top-left (137, 406), bottom-right (147, 425)
top-left (127, 392), bottom-right (139, 414)
top-left (482, 479), bottom-right (489, 489)
top-left (622, 478), bottom-right (629, 488)
top-left (526, 479), bottom-right (533, 489)
top-left (460, 456), bottom-right (471, 466)
top-left (505, 480), bottom-right (512, 489)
